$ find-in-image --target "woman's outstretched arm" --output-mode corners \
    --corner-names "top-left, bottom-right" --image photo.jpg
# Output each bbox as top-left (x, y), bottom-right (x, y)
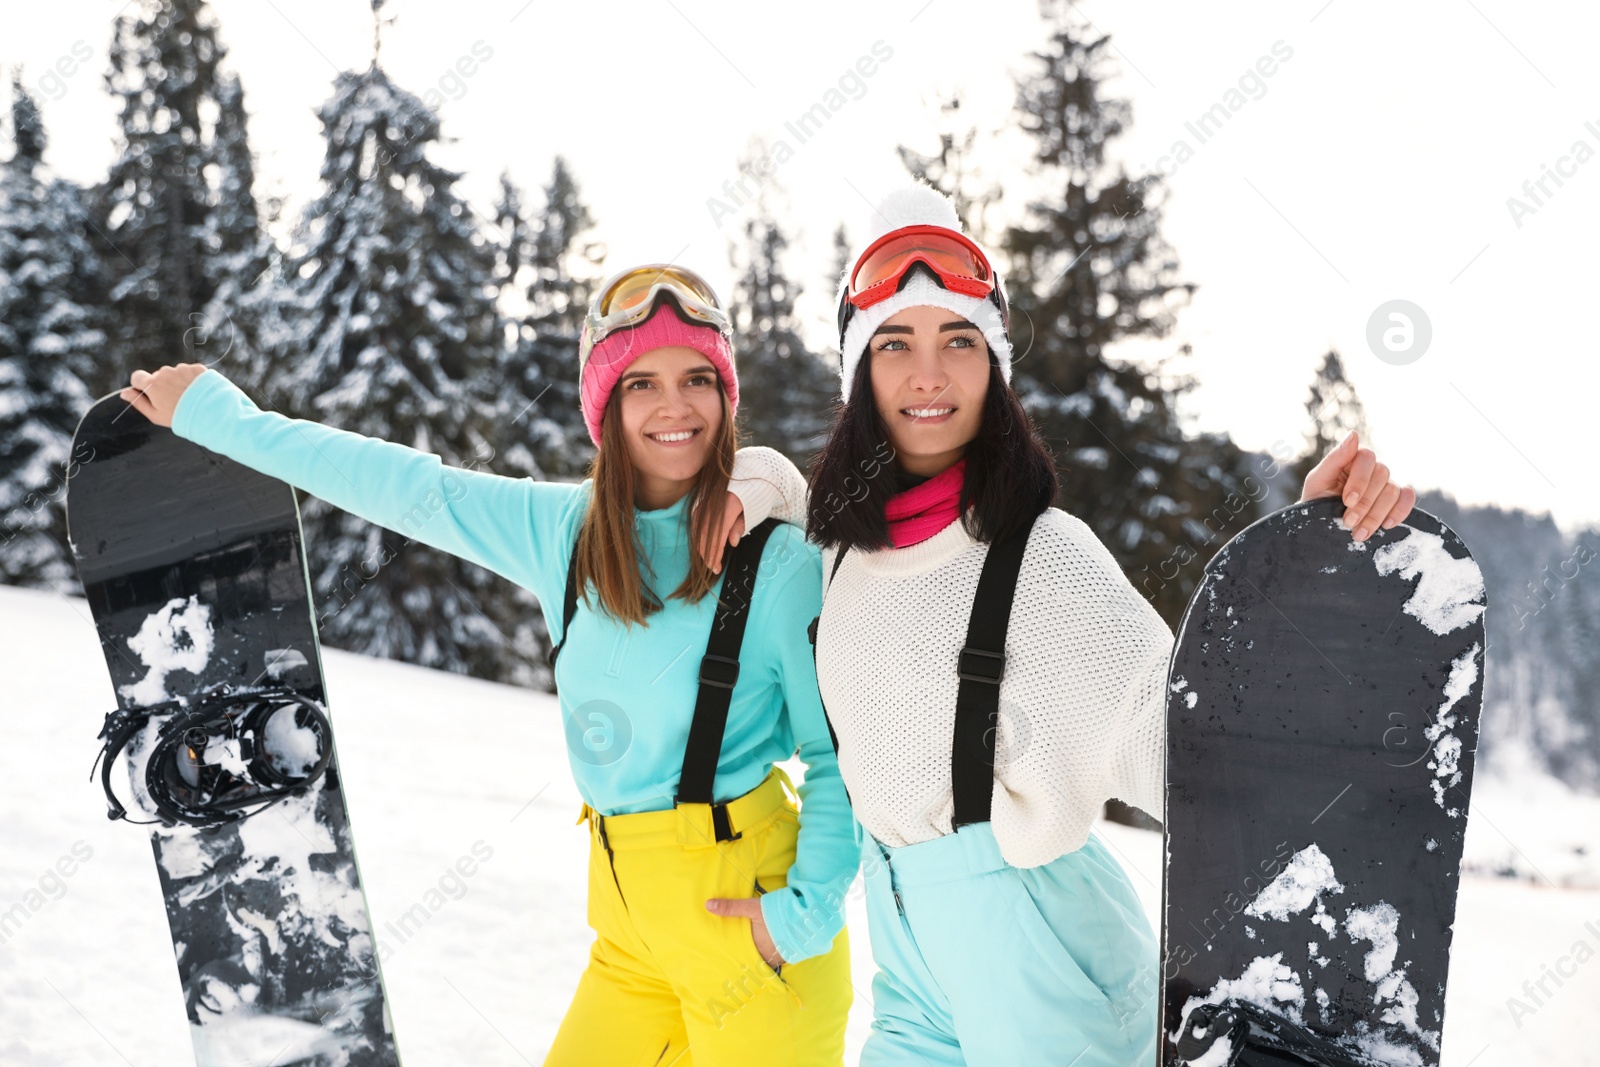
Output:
top-left (126, 364), bottom-right (580, 595)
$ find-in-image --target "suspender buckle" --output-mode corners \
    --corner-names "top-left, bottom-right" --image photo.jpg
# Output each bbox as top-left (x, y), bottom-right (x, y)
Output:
top-left (957, 647), bottom-right (1005, 684)
top-left (699, 654), bottom-right (741, 690)
top-left (711, 802), bottom-right (742, 842)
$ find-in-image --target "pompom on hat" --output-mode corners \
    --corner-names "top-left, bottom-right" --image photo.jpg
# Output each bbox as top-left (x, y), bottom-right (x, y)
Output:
top-left (835, 183), bottom-right (1013, 403)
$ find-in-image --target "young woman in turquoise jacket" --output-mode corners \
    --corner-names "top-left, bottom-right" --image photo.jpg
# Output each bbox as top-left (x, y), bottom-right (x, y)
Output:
top-left (122, 265), bottom-right (856, 1067)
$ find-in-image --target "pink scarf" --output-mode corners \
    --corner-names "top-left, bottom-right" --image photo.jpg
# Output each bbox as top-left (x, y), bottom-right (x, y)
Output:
top-left (885, 459), bottom-right (966, 548)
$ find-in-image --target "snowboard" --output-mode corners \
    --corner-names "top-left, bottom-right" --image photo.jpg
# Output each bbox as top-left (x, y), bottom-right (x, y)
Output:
top-left (67, 394), bottom-right (400, 1066)
top-left (1159, 496), bottom-right (1486, 1067)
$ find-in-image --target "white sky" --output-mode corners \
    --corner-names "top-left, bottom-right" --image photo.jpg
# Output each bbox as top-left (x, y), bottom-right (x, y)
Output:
top-left (7, 0), bottom-right (1597, 532)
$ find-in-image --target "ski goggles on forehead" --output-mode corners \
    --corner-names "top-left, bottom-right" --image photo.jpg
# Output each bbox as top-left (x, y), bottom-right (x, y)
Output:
top-left (580, 263), bottom-right (731, 363)
top-left (837, 225), bottom-right (1008, 338)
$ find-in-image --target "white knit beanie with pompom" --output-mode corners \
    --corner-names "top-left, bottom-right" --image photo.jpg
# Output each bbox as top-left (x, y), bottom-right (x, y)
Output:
top-left (835, 182), bottom-right (1012, 403)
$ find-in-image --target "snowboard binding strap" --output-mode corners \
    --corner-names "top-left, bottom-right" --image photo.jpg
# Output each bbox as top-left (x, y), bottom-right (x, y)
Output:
top-left (1175, 999), bottom-right (1389, 1067)
top-left (92, 684), bottom-right (334, 829)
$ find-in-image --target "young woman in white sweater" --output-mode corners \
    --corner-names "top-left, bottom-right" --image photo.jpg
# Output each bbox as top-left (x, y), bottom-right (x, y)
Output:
top-left (731, 185), bottom-right (1416, 1066)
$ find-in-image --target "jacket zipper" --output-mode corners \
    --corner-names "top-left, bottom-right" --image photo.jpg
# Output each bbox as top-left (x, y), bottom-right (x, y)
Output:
top-left (878, 842), bottom-right (905, 916)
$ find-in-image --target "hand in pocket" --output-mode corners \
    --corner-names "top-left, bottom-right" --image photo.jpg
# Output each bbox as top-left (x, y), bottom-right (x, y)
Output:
top-left (705, 895), bottom-right (786, 969)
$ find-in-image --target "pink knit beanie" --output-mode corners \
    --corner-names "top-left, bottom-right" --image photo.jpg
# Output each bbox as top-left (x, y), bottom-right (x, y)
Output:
top-left (578, 305), bottom-right (738, 446)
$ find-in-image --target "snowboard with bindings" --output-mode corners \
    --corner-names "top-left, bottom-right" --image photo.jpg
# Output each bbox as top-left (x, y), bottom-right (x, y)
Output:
top-left (1159, 496), bottom-right (1486, 1067)
top-left (68, 395), bottom-right (400, 1066)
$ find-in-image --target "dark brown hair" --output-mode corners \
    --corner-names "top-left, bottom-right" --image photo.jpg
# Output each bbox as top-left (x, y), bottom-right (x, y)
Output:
top-left (806, 345), bottom-right (1057, 551)
top-left (573, 383), bottom-right (736, 625)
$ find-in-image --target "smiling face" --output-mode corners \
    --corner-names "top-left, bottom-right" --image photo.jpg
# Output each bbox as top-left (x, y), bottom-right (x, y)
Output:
top-left (868, 304), bottom-right (991, 477)
top-left (615, 345), bottom-right (725, 509)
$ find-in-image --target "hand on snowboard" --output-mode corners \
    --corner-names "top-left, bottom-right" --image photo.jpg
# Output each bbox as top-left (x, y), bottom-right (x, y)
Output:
top-left (121, 363), bottom-right (207, 428)
top-left (1298, 429), bottom-right (1415, 541)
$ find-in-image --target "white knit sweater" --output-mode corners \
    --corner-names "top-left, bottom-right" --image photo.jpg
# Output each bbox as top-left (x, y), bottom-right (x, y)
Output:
top-left (728, 447), bottom-right (1174, 869)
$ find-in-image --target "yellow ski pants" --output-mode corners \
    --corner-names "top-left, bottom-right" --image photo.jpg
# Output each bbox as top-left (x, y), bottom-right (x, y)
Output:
top-left (544, 769), bottom-right (852, 1066)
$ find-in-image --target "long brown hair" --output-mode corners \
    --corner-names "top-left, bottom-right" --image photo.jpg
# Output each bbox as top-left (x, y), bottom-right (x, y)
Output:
top-left (572, 384), bottom-right (737, 626)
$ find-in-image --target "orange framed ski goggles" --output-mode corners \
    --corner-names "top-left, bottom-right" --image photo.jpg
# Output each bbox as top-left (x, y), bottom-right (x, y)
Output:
top-left (838, 225), bottom-right (1008, 337)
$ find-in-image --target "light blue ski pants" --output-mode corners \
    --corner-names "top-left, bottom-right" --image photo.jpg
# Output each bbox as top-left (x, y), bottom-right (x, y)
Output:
top-left (858, 820), bottom-right (1159, 1066)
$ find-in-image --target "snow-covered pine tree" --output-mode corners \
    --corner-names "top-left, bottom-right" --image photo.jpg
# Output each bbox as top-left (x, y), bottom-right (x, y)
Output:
top-left (480, 160), bottom-right (600, 687)
top-left (491, 158), bottom-right (597, 482)
top-left (195, 70), bottom-right (282, 394)
top-left (1554, 523), bottom-right (1600, 787)
top-left (95, 0), bottom-right (265, 396)
top-left (1418, 492), bottom-right (1600, 793)
top-left (821, 220), bottom-right (851, 381)
top-left (895, 94), bottom-right (1000, 239)
top-left (272, 58), bottom-right (517, 683)
top-left (0, 74), bottom-right (105, 590)
top-left (828, 222), bottom-right (851, 295)
top-left (727, 194), bottom-right (836, 467)
top-left (984, 4), bottom-right (1261, 625)
top-left (1289, 348), bottom-right (1369, 489)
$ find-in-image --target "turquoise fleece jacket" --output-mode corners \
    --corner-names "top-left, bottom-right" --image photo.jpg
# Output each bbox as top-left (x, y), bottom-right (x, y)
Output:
top-left (169, 369), bottom-right (857, 963)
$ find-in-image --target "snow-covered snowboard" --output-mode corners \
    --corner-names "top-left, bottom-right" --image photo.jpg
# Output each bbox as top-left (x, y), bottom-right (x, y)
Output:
top-left (68, 395), bottom-right (399, 1066)
top-left (1159, 496), bottom-right (1486, 1067)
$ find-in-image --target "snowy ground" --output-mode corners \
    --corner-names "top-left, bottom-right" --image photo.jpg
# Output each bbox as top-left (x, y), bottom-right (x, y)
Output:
top-left (0, 582), bottom-right (1596, 1065)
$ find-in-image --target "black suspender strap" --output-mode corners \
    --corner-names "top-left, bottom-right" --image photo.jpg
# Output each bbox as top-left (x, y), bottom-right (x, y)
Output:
top-left (549, 543), bottom-right (581, 669)
top-left (553, 516), bottom-right (783, 843)
top-left (807, 546), bottom-right (850, 756)
top-left (950, 519), bottom-right (1035, 829)
top-left (676, 517), bottom-right (781, 839)
top-left (805, 548), bottom-right (849, 647)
